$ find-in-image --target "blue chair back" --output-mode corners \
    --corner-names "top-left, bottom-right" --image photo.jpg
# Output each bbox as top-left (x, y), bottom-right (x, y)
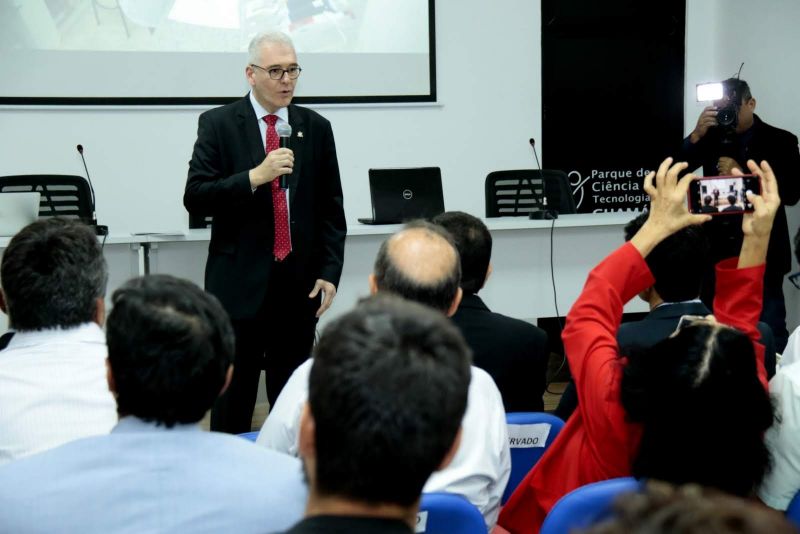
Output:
top-left (786, 491), bottom-right (800, 528)
top-left (416, 492), bottom-right (486, 534)
top-left (540, 477), bottom-right (640, 534)
top-left (502, 412), bottom-right (565, 504)
top-left (238, 431), bottom-right (259, 442)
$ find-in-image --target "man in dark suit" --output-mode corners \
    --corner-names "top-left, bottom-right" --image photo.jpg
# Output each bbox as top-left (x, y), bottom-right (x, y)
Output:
top-left (555, 212), bottom-right (775, 420)
top-left (433, 211), bottom-right (549, 412)
top-left (679, 78), bottom-right (800, 351)
top-left (184, 31), bottom-right (346, 433)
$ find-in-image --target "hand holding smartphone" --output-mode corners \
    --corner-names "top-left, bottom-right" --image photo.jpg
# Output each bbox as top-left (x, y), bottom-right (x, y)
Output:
top-left (687, 175), bottom-right (760, 215)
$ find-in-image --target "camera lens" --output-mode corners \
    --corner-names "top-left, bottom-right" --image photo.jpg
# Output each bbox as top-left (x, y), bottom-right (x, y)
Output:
top-left (717, 106), bottom-right (736, 127)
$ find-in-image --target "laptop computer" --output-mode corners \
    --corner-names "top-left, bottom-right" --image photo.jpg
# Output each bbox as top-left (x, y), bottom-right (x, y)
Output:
top-left (358, 167), bottom-right (445, 225)
top-left (0, 192), bottom-right (40, 237)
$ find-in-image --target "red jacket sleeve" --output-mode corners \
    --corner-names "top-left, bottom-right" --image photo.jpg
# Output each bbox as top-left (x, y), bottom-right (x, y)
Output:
top-left (563, 243), bottom-right (654, 467)
top-left (713, 258), bottom-right (768, 388)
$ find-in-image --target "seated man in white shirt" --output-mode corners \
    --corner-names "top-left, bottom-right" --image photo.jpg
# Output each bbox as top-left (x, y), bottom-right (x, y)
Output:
top-left (0, 274), bottom-right (307, 533)
top-left (259, 220), bottom-right (511, 529)
top-left (0, 218), bottom-right (117, 465)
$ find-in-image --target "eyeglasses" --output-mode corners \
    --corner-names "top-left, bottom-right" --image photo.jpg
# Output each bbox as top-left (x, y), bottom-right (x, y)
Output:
top-left (250, 64), bottom-right (302, 80)
top-left (790, 272), bottom-right (800, 290)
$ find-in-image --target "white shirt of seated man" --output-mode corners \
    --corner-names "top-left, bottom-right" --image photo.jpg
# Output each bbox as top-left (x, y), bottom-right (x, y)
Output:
top-left (258, 359), bottom-right (511, 529)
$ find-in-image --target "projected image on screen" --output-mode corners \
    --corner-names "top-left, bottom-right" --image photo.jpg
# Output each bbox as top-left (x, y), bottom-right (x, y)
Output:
top-left (0, 0), bottom-right (434, 103)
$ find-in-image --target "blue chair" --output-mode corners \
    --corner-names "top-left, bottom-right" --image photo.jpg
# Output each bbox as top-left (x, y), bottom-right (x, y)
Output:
top-left (416, 492), bottom-right (486, 534)
top-left (786, 491), bottom-right (800, 528)
top-left (238, 431), bottom-right (259, 442)
top-left (540, 477), bottom-right (640, 534)
top-left (502, 412), bottom-right (565, 504)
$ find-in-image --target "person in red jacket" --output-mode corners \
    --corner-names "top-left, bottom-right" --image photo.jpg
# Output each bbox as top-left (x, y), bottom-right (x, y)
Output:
top-left (498, 157), bottom-right (779, 534)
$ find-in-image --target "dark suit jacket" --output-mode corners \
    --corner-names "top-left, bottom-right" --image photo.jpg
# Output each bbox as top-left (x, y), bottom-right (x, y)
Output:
top-left (679, 115), bottom-right (800, 280)
top-left (184, 97), bottom-right (346, 320)
top-left (451, 294), bottom-right (549, 412)
top-left (617, 301), bottom-right (776, 378)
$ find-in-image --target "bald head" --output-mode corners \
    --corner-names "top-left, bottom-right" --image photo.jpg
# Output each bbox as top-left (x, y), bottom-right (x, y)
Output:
top-left (372, 221), bottom-right (461, 314)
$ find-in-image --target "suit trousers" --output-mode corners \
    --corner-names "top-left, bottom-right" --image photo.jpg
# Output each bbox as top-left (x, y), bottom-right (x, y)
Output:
top-left (210, 255), bottom-right (319, 433)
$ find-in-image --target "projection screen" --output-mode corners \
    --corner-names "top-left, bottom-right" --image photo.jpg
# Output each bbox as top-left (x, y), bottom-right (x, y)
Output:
top-left (0, 0), bottom-right (436, 105)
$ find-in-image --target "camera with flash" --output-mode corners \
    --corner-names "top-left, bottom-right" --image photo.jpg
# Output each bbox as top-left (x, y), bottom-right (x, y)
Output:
top-left (696, 79), bottom-right (742, 129)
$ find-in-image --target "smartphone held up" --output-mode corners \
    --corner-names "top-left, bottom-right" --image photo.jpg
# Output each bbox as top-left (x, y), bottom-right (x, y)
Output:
top-left (688, 175), bottom-right (760, 215)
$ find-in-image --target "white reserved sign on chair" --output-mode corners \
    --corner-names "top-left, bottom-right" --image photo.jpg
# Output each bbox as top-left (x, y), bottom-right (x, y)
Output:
top-left (415, 510), bottom-right (428, 532)
top-left (508, 423), bottom-right (551, 448)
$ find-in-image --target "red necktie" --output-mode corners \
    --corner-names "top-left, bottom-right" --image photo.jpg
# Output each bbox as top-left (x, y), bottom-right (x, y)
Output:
top-left (264, 115), bottom-right (291, 261)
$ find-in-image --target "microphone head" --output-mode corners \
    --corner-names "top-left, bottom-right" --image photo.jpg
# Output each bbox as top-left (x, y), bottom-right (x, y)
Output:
top-left (77, 144), bottom-right (84, 153)
top-left (276, 122), bottom-right (292, 138)
top-left (529, 138), bottom-right (535, 147)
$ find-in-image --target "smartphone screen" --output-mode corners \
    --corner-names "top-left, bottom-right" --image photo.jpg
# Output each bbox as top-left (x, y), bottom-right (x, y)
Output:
top-left (688, 175), bottom-right (760, 215)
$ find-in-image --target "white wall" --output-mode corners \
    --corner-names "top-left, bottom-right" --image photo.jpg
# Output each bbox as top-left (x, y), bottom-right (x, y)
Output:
top-left (0, 0), bottom-right (541, 234)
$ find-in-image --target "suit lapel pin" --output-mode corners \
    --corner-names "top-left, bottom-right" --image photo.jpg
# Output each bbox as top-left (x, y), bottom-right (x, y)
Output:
top-left (297, 131), bottom-right (303, 138)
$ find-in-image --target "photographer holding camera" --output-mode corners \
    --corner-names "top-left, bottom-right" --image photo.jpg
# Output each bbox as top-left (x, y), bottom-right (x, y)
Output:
top-left (680, 78), bottom-right (800, 351)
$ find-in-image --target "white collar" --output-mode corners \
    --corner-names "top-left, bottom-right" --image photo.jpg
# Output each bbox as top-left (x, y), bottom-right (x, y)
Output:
top-left (248, 91), bottom-right (289, 123)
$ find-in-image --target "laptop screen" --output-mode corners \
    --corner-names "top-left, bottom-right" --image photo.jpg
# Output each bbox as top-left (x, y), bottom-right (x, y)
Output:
top-left (366, 167), bottom-right (444, 224)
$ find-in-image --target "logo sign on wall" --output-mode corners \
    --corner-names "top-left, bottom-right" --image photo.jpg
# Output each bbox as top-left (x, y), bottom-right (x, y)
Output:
top-left (565, 166), bottom-right (652, 213)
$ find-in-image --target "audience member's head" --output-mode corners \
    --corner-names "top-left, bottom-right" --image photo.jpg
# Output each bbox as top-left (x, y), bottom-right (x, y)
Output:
top-left (580, 481), bottom-right (796, 534)
top-left (106, 275), bottom-right (235, 427)
top-left (433, 211), bottom-right (492, 295)
top-left (0, 218), bottom-right (107, 331)
top-left (624, 212), bottom-right (709, 304)
top-left (703, 195), bottom-right (713, 206)
top-left (727, 194), bottom-right (738, 206)
top-left (371, 220), bottom-right (461, 315)
top-left (299, 294), bottom-right (471, 519)
top-left (621, 314), bottom-right (774, 496)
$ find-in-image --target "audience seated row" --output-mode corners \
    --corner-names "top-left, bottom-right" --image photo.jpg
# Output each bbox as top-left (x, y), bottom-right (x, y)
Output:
top-left (0, 156), bottom-right (798, 533)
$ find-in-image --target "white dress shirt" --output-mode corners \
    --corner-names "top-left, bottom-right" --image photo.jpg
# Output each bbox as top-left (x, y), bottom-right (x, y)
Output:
top-left (0, 322), bottom-right (117, 466)
top-left (759, 359), bottom-right (800, 510)
top-left (257, 358), bottom-right (511, 529)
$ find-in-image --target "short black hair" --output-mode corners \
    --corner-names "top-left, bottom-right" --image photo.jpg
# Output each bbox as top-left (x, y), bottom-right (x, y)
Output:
top-left (703, 195), bottom-right (713, 206)
top-left (0, 218), bottom-right (107, 331)
top-left (373, 220), bottom-right (461, 313)
top-left (433, 211), bottom-right (492, 295)
top-left (727, 194), bottom-right (737, 205)
top-left (624, 212), bottom-right (709, 302)
top-left (621, 324), bottom-right (773, 496)
top-left (106, 274), bottom-right (235, 427)
top-left (308, 294), bottom-right (471, 507)
top-left (722, 77), bottom-right (753, 106)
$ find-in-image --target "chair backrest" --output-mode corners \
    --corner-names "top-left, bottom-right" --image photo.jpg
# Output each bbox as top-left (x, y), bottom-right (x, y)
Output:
top-left (539, 477), bottom-right (640, 534)
top-left (0, 175), bottom-right (93, 222)
top-left (485, 170), bottom-right (576, 217)
top-left (786, 490), bottom-right (800, 528)
top-left (502, 412), bottom-right (565, 504)
top-left (237, 431), bottom-right (259, 442)
top-left (416, 492), bottom-right (486, 534)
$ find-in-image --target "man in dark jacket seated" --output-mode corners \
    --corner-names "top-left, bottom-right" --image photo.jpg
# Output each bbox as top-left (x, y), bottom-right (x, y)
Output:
top-left (434, 211), bottom-right (549, 412)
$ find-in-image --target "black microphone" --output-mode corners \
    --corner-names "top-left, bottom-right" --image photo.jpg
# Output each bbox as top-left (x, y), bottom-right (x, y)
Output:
top-left (528, 138), bottom-right (557, 220)
top-left (76, 144), bottom-right (108, 235)
top-left (276, 122), bottom-right (292, 189)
